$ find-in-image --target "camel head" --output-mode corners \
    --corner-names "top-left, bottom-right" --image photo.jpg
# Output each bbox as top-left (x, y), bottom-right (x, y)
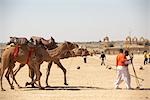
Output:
top-left (64, 41), bottom-right (79, 50)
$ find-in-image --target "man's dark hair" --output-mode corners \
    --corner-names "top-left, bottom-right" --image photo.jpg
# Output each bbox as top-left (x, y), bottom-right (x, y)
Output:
top-left (119, 49), bottom-right (123, 53)
top-left (124, 50), bottom-right (129, 56)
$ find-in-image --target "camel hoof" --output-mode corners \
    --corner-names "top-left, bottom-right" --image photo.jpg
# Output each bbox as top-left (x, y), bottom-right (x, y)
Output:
top-left (31, 84), bottom-right (36, 88)
top-left (39, 87), bottom-right (45, 90)
top-left (45, 85), bottom-right (51, 88)
top-left (25, 82), bottom-right (30, 87)
top-left (11, 86), bottom-right (14, 90)
top-left (1, 89), bottom-right (6, 91)
top-left (64, 83), bottom-right (68, 85)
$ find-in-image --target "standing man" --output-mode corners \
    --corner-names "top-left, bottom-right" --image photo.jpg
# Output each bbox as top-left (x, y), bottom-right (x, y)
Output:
top-left (148, 52), bottom-right (150, 63)
top-left (100, 51), bottom-right (106, 66)
top-left (114, 49), bottom-right (132, 89)
top-left (143, 51), bottom-right (148, 65)
top-left (82, 48), bottom-right (88, 63)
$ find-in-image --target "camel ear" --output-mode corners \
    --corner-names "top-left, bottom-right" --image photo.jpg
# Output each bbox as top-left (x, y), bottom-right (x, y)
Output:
top-left (30, 38), bottom-right (34, 42)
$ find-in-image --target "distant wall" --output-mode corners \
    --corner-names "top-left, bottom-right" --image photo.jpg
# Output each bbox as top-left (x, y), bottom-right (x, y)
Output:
top-left (105, 47), bottom-right (150, 55)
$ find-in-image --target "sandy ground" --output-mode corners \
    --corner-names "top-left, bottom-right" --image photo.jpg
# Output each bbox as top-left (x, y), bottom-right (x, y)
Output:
top-left (0, 54), bottom-right (150, 100)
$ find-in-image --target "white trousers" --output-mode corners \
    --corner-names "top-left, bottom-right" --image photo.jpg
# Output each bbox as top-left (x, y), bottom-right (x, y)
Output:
top-left (114, 66), bottom-right (131, 89)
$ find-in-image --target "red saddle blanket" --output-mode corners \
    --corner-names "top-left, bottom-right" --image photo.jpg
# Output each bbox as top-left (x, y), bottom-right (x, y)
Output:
top-left (13, 45), bottom-right (35, 64)
top-left (13, 45), bottom-right (20, 58)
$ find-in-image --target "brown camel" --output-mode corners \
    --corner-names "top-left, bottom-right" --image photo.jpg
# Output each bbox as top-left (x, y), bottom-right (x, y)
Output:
top-left (12, 41), bottom-right (78, 88)
top-left (13, 36), bottom-right (76, 87)
top-left (44, 41), bottom-right (78, 86)
top-left (0, 41), bottom-right (51, 91)
top-left (12, 36), bottom-right (58, 87)
top-left (27, 41), bottom-right (78, 87)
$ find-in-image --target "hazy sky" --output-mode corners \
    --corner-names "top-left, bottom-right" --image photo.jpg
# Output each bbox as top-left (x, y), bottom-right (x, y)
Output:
top-left (0, 0), bottom-right (149, 42)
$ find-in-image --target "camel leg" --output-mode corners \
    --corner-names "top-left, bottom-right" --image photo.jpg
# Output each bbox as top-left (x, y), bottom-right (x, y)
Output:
top-left (35, 64), bottom-right (43, 89)
top-left (0, 56), bottom-right (12, 91)
top-left (13, 64), bottom-right (25, 76)
top-left (29, 68), bottom-right (35, 88)
top-left (25, 67), bottom-right (36, 87)
top-left (24, 66), bottom-right (36, 88)
top-left (12, 64), bottom-right (25, 88)
top-left (0, 67), bottom-right (6, 91)
top-left (10, 70), bottom-right (22, 88)
top-left (26, 64), bottom-right (44, 89)
top-left (55, 60), bottom-right (68, 85)
top-left (45, 61), bottom-right (52, 87)
top-left (5, 67), bottom-right (14, 89)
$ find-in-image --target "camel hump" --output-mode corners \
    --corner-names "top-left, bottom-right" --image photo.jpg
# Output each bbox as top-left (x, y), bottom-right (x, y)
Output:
top-left (7, 37), bottom-right (28, 45)
top-left (30, 36), bottom-right (56, 45)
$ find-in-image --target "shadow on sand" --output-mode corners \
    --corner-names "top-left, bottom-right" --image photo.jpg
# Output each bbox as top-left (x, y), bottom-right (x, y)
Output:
top-left (139, 88), bottom-right (150, 90)
top-left (21, 86), bottom-right (150, 91)
top-left (22, 86), bottom-right (109, 91)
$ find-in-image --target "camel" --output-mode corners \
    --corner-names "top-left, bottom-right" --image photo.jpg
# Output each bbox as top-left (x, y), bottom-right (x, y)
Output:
top-left (11, 36), bottom-right (58, 87)
top-left (11, 39), bottom-right (78, 88)
top-left (12, 36), bottom-right (77, 87)
top-left (1, 40), bottom-right (78, 91)
top-left (0, 41), bottom-right (50, 91)
top-left (25, 41), bottom-right (78, 87)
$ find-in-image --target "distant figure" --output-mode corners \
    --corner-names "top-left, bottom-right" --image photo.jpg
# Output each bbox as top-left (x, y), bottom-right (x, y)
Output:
top-left (100, 51), bottom-right (106, 66)
top-left (114, 49), bottom-right (132, 89)
top-left (143, 51), bottom-right (148, 65)
top-left (148, 52), bottom-right (150, 63)
top-left (83, 56), bottom-right (87, 63)
top-left (82, 48), bottom-right (89, 63)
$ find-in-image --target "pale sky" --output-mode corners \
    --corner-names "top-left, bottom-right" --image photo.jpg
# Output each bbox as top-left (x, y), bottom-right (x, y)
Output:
top-left (0, 0), bottom-right (149, 42)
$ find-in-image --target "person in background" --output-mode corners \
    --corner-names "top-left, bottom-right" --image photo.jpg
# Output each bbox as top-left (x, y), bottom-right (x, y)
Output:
top-left (100, 51), bottom-right (106, 66)
top-left (143, 51), bottom-right (148, 65)
top-left (148, 52), bottom-right (150, 63)
top-left (82, 48), bottom-right (88, 63)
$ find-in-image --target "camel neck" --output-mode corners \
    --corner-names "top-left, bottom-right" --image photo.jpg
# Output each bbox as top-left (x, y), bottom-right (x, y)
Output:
top-left (48, 43), bottom-right (69, 59)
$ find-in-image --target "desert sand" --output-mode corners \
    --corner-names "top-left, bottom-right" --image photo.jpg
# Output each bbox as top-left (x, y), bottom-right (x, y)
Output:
top-left (0, 54), bottom-right (150, 100)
